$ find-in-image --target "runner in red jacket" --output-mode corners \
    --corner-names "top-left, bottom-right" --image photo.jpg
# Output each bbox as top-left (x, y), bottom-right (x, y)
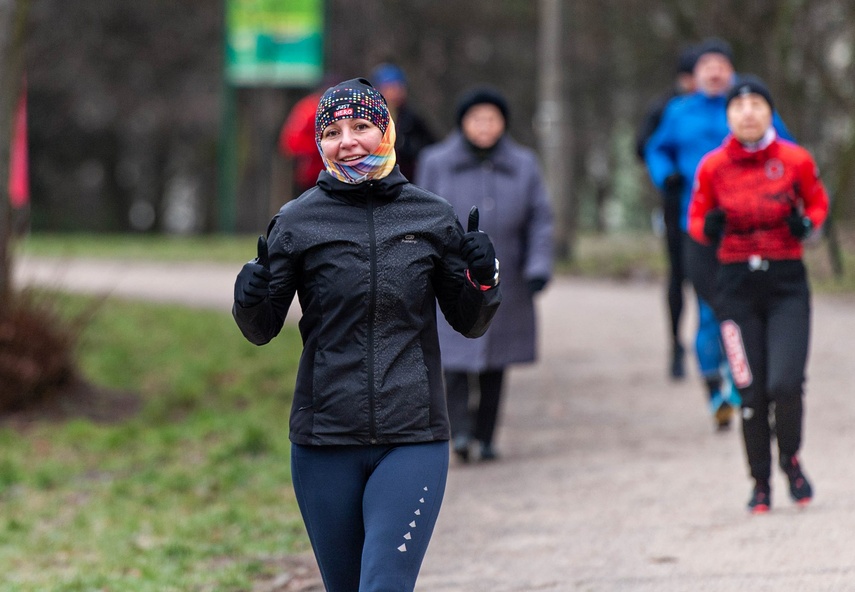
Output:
top-left (688, 76), bottom-right (829, 514)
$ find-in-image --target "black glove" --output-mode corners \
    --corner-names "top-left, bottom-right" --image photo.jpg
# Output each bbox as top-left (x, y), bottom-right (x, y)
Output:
top-left (703, 209), bottom-right (726, 241)
top-left (234, 235), bottom-right (272, 308)
top-left (460, 206), bottom-right (498, 287)
top-left (527, 278), bottom-right (548, 295)
top-left (663, 173), bottom-right (684, 201)
top-left (786, 207), bottom-right (813, 240)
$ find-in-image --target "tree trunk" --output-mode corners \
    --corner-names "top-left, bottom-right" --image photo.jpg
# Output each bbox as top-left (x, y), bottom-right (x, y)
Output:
top-left (536, 0), bottom-right (573, 259)
top-left (0, 0), bottom-right (27, 306)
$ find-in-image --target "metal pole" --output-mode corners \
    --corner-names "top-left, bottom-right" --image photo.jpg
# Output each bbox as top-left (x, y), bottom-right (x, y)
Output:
top-left (217, 80), bottom-right (238, 233)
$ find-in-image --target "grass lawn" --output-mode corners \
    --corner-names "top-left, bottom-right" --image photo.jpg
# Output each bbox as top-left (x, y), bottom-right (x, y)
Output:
top-left (0, 293), bottom-right (308, 591)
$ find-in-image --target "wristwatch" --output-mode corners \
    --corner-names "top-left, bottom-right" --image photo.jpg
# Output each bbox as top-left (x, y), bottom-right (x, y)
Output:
top-left (487, 258), bottom-right (501, 287)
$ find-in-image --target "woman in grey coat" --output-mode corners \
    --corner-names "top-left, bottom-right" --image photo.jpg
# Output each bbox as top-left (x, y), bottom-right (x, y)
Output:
top-left (416, 87), bottom-right (554, 461)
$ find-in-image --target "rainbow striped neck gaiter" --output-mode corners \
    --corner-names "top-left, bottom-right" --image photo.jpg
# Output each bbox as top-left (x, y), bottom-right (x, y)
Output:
top-left (319, 118), bottom-right (397, 184)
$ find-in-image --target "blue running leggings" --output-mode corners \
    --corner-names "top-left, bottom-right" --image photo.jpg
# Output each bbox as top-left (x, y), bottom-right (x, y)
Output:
top-left (696, 296), bottom-right (724, 377)
top-left (291, 441), bottom-right (449, 592)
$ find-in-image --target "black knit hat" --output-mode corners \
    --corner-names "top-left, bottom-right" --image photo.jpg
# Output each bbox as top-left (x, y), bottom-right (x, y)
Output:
top-left (695, 37), bottom-right (734, 66)
top-left (456, 86), bottom-right (509, 128)
top-left (677, 44), bottom-right (699, 74)
top-left (726, 75), bottom-right (774, 111)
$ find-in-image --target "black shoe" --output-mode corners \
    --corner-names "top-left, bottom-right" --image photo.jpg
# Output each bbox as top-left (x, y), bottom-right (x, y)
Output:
top-left (781, 455), bottom-right (813, 507)
top-left (479, 443), bottom-right (499, 461)
top-left (452, 436), bottom-right (471, 463)
top-left (747, 480), bottom-right (771, 514)
top-left (670, 343), bottom-right (685, 379)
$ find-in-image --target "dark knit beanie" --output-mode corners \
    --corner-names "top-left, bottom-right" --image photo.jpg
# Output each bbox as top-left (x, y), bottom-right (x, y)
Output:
top-left (456, 87), bottom-right (509, 128)
top-left (677, 44), bottom-right (699, 74)
top-left (726, 75), bottom-right (774, 111)
top-left (695, 37), bottom-right (734, 66)
top-left (315, 78), bottom-right (389, 144)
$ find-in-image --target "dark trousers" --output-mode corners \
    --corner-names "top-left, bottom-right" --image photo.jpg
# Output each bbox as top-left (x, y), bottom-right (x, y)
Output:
top-left (663, 191), bottom-right (684, 344)
top-left (444, 369), bottom-right (505, 446)
top-left (291, 441), bottom-right (448, 592)
top-left (715, 260), bottom-right (810, 481)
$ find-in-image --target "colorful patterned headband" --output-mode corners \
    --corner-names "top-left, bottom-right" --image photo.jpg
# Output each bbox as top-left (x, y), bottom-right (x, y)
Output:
top-left (315, 78), bottom-right (389, 144)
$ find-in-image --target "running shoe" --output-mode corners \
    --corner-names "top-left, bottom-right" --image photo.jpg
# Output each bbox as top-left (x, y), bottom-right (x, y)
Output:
top-left (452, 435), bottom-right (471, 463)
top-left (479, 442), bottom-right (499, 462)
top-left (781, 455), bottom-right (813, 506)
top-left (747, 480), bottom-right (771, 514)
top-left (709, 393), bottom-right (733, 431)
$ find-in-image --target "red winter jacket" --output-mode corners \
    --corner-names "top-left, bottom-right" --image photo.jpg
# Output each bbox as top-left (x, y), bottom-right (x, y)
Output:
top-left (278, 92), bottom-right (325, 193)
top-left (688, 134), bottom-right (829, 263)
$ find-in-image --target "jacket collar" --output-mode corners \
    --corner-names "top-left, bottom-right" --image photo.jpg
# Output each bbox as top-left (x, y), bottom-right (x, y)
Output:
top-left (317, 166), bottom-right (408, 206)
top-left (450, 133), bottom-right (516, 173)
top-left (724, 131), bottom-right (779, 163)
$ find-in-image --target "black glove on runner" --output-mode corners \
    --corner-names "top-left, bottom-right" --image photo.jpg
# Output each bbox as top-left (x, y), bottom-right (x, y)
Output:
top-left (786, 207), bottom-right (813, 240)
top-left (460, 206), bottom-right (498, 286)
top-left (703, 209), bottom-right (726, 241)
top-left (663, 173), bottom-right (684, 201)
top-left (527, 278), bottom-right (548, 294)
top-left (234, 235), bottom-right (272, 308)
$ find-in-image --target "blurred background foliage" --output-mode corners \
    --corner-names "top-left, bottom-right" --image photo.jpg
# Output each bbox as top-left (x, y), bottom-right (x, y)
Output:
top-left (19, 0), bottom-right (855, 247)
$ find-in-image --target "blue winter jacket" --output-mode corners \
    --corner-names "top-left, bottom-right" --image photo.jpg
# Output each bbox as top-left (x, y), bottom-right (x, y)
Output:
top-left (644, 91), bottom-right (794, 231)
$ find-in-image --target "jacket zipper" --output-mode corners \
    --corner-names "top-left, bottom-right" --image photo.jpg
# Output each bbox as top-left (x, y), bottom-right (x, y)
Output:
top-left (366, 190), bottom-right (378, 443)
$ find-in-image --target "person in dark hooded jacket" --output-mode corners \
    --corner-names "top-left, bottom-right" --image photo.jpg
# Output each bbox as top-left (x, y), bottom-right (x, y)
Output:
top-left (233, 78), bottom-right (501, 592)
top-left (417, 86), bottom-right (554, 462)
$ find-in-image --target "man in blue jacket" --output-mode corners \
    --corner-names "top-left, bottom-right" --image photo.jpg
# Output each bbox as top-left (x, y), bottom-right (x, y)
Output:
top-left (644, 37), bottom-right (794, 430)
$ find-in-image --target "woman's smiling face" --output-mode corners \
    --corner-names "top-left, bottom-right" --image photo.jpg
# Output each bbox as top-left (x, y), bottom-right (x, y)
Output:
top-left (727, 94), bottom-right (772, 144)
top-left (319, 118), bottom-right (383, 165)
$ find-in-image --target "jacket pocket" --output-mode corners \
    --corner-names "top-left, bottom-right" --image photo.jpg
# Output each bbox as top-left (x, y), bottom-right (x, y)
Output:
top-left (311, 349), bottom-right (370, 439)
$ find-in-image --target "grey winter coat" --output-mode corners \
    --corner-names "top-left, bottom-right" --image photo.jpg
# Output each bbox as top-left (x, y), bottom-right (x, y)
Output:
top-left (416, 133), bottom-right (554, 372)
top-left (233, 168), bottom-right (501, 445)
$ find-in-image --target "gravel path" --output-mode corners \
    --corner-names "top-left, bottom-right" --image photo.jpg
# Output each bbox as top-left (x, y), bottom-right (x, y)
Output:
top-left (16, 258), bottom-right (855, 591)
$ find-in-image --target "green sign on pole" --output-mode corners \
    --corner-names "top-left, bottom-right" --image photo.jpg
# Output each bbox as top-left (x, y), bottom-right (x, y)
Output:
top-left (226, 0), bottom-right (324, 87)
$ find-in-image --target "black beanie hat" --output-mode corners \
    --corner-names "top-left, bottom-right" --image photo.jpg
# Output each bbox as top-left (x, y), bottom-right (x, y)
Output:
top-left (726, 75), bottom-right (774, 111)
top-left (456, 87), bottom-right (509, 128)
top-left (695, 37), bottom-right (734, 66)
top-left (677, 44), bottom-right (699, 74)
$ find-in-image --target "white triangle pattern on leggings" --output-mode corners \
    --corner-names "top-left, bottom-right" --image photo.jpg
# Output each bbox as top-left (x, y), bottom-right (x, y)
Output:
top-left (398, 485), bottom-right (431, 553)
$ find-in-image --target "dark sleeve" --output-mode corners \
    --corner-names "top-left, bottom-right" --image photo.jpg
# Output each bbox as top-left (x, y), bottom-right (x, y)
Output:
top-left (232, 216), bottom-right (298, 345)
top-left (635, 94), bottom-right (670, 161)
top-left (432, 217), bottom-right (501, 338)
top-left (397, 109), bottom-right (437, 166)
top-left (798, 152), bottom-right (829, 229)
